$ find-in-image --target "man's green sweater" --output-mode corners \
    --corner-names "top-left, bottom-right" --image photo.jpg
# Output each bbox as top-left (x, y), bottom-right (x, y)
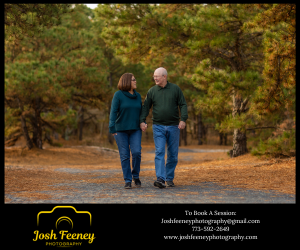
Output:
top-left (140, 81), bottom-right (188, 126)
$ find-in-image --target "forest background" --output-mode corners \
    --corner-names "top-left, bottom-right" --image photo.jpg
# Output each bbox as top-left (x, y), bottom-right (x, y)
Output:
top-left (5, 4), bottom-right (295, 158)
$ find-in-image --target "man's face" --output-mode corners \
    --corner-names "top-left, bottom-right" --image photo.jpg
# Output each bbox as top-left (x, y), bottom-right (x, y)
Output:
top-left (153, 70), bottom-right (166, 87)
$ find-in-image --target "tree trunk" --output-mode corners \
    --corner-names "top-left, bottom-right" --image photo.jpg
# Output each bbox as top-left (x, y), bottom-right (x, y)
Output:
top-left (183, 126), bottom-right (187, 146)
top-left (197, 112), bottom-right (203, 145)
top-left (180, 126), bottom-right (187, 146)
top-left (21, 116), bottom-right (33, 149)
top-left (107, 72), bottom-right (114, 145)
top-left (100, 121), bottom-right (104, 139)
top-left (32, 98), bottom-right (43, 149)
top-left (219, 132), bottom-right (223, 145)
top-left (107, 103), bottom-right (114, 145)
top-left (95, 123), bottom-right (98, 134)
top-left (44, 132), bottom-right (53, 145)
top-left (17, 98), bottom-right (33, 149)
top-left (231, 92), bottom-right (248, 157)
top-left (219, 132), bottom-right (228, 145)
top-left (65, 126), bottom-right (70, 141)
top-left (193, 120), bottom-right (197, 141)
top-left (109, 72), bottom-right (113, 88)
top-left (232, 129), bottom-right (247, 157)
top-left (79, 106), bottom-right (84, 141)
top-left (53, 130), bottom-right (59, 140)
top-left (32, 117), bottom-right (43, 148)
top-left (203, 124), bottom-right (207, 143)
top-left (61, 127), bottom-right (66, 140)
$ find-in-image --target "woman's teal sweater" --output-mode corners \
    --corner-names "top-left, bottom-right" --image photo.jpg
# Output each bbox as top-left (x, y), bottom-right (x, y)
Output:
top-left (109, 90), bottom-right (142, 134)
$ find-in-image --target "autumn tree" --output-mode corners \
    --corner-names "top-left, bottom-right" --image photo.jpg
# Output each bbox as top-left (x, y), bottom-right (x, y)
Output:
top-left (5, 4), bottom-right (72, 42)
top-left (244, 4), bottom-right (296, 157)
top-left (244, 4), bottom-right (295, 114)
top-left (5, 5), bottom-right (109, 149)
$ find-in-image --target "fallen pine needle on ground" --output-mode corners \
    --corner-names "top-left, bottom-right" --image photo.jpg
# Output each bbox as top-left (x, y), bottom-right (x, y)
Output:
top-left (4, 142), bottom-right (295, 203)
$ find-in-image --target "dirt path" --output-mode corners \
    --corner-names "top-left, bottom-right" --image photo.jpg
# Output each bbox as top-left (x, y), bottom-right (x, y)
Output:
top-left (4, 143), bottom-right (295, 203)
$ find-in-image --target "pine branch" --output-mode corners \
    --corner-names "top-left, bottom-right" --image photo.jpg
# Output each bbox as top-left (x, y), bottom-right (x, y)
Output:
top-left (246, 126), bottom-right (276, 130)
top-left (40, 117), bottom-right (57, 130)
top-left (5, 97), bottom-right (19, 109)
top-left (82, 113), bottom-right (97, 123)
top-left (58, 45), bottom-right (81, 61)
top-left (5, 132), bottom-right (23, 146)
top-left (240, 97), bottom-right (249, 112)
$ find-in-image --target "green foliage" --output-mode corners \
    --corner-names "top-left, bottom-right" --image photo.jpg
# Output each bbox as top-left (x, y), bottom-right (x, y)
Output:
top-left (245, 4), bottom-right (295, 116)
top-left (41, 108), bottom-right (77, 131)
top-left (5, 4), bottom-right (72, 42)
top-left (5, 107), bottom-right (21, 138)
top-left (5, 4), bottom-right (111, 147)
top-left (251, 128), bottom-right (295, 157)
top-left (93, 3), bottom-right (295, 157)
top-left (5, 3), bottom-right (295, 157)
top-left (191, 58), bottom-right (261, 134)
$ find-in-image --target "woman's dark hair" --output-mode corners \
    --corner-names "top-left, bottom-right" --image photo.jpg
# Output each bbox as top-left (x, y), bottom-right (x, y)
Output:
top-left (117, 73), bottom-right (133, 91)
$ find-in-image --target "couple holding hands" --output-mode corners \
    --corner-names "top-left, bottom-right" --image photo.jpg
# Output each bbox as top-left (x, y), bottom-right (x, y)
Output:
top-left (109, 67), bottom-right (188, 189)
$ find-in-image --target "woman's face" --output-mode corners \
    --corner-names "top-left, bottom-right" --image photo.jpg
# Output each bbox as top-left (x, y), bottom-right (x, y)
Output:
top-left (131, 75), bottom-right (137, 90)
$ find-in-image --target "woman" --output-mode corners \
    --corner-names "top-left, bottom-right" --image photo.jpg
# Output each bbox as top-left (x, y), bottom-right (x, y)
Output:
top-left (109, 73), bottom-right (142, 189)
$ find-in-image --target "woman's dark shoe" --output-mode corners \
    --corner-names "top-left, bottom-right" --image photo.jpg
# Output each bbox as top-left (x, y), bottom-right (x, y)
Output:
top-left (125, 182), bottom-right (132, 189)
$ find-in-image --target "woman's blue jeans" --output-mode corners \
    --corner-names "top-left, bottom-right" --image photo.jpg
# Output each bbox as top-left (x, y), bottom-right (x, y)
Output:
top-left (152, 124), bottom-right (180, 182)
top-left (114, 129), bottom-right (142, 183)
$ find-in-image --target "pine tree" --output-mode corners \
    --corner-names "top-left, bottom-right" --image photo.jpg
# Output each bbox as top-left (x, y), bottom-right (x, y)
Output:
top-left (5, 4), bottom-right (72, 42)
top-left (244, 4), bottom-right (295, 157)
top-left (5, 5), bottom-right (109, 149)
top-left (245, 4), bottom-right (295, 116)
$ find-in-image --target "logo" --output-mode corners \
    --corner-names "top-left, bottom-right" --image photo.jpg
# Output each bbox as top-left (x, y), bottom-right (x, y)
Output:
top-left (33, 206), bottom-right (95, 247)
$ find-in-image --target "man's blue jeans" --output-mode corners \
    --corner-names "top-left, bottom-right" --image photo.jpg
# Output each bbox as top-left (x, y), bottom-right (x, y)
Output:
top-left (114, 129), bottom-right (142, 183)
top-left (152, 124), bottom-right (180, 182)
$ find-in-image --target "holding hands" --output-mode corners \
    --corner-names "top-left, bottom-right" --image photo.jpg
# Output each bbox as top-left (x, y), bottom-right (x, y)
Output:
top-left (140, 121), bottom-right (185, 132)
top-left (140, 122), bottom-right (148, 132)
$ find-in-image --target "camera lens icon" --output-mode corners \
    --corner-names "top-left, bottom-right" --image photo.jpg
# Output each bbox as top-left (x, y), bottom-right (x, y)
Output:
top-left (56, 216), bottom-right (73, 230)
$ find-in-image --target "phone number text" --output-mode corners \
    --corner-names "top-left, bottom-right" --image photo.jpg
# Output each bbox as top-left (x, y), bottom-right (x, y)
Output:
top-left (192, 226), bottom-right (230, 232)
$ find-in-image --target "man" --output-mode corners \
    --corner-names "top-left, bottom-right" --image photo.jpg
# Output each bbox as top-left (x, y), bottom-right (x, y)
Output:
top-left (140, 67), bottom-right (188, 188)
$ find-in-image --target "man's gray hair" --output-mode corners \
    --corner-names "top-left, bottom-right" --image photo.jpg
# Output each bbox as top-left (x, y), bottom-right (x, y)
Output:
top-left (155, 67), bottom-right (168, 76)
